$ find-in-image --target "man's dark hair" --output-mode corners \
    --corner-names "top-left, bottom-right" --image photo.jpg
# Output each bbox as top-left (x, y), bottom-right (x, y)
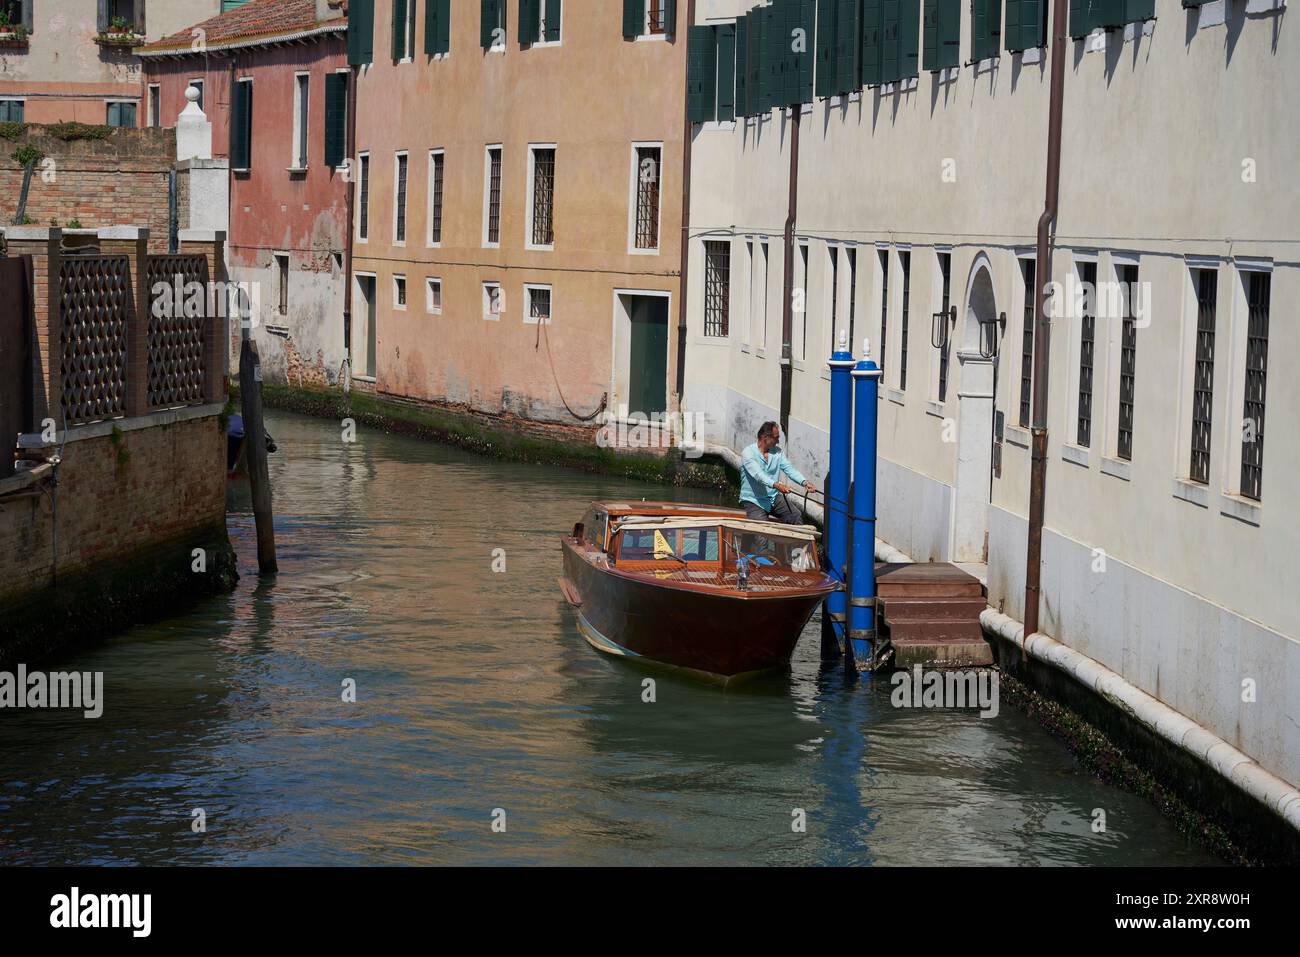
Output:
top-left (758, 421), bottom-right (779, 440)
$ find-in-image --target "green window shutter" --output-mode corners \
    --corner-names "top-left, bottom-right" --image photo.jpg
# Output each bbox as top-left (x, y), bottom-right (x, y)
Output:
top-left (1124, 0), bottom-right (1153, 20)
top-left (939, 0), bottom-right (960, 66)
top-left (861, 0), bottom-right (881, 85)
top-left (815, 0), bottom-right (836, 99)
top-left (665, 0), bottom-right (677, 39)
top-left (231, 81), bottom-right (251, 169)
top-left (923, 0), bottom-right (938, 70)
top-left (1004, 0), bottom-right (1020, 50)
top-left (798, 0), bottom-right (815, 103)
top-left (519, 0), bottom-right (538, 43)
top-left (761, 3), bottom-right (779, 109)
top-left (545, 0), bottom-right (561, 41)
top-left (622, 0), bottom-right (642, 38)
top-left (393, 0), bottom-right (408, 60)
top-left (971, 0), bottom-right (1000, 60)
top-left (899, 0), bottom-right (919, 78)
top-left (881, 0), bottom-right (899, 83)
top-left (1094, 0), bottom-right (1123, 25)
top-left (1006, 0), bottom-right (1046, 51)
top-left (836, 0), bottom-right (860, 92)
top-left (324, 73), bottom-right (348, 168)
top-left (1068, 0), bottom-right (1093, 36)
top-left (735, 14), bottom-right (749, 116)
top-left (426, 0), bottom-right (451, 54)
top-left (717, 22), bottom-right (736, 121)
top-left (348, 0), bottom-right (375, 64)
top-left (481, 0), bottom-right (503, 47)
top-left (686, 25), bottom-right (717, 123)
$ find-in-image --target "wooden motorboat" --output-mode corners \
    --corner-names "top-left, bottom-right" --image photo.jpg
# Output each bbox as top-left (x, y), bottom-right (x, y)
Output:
top-left (558, 501), bottom-right (839, 682)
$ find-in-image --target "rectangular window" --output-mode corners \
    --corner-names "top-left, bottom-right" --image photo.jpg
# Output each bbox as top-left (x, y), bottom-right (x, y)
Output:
top-left (483, 281), bottom-right (504, 320)
top-left (1116, 263), bottom-right (1139, 462)
top-left (231, 79), bottom-right (253, 170)
top-left (846, 246), bottom-right (858, 352)
top-left (393, 0), bottom-right (416, 60)
top-left (106, 101), bottom-right (136, 128)
top-left (759, 240), bottom-right (770, 349)
top-left (276, 254), bottom-right (289, 314)
top-left (1019, 258), bottom-right (1035, 427)
top-left (0, 99), bottom-right (23, 123)
top-left (394, 152), bottom-right (409, 243)
top-left (148, 85), bottom-right (160, 127)
top-left (484, 145), bottom-right (502, 246)
top-left (190, 79), bottom-right (204, 112)
top-left (428, 149), bottom-right (445, 245)
top-left (293, 74), bottom-right (310, 168)
top-left (899, 250), bottom-right (911, 390)
top-left (938, 251), bottom-right (952, 403)
top-left (745, 239), bottom-right (755, 345)
top-left (703, 240), bottom-right (731, 338)
top-left (394, 274), bottom-right (407, 309)
top-left (1240, 270), bottom-right (1269, 501)
top-left (970, 0), bottom-right (1002, 62)
top-left (799, 242), bottom-right (810, 360)
top-left (521, 0), bottom-right (562, 43)
top-left (633, 145), bottom-right (662, 251)
top-left (529, 146), bottom-right (555, 247)
top-left (648, 0), bottom-right (671, 35)
top-left (828, 246), bottom-right (839, 354)
top-left (1076, 260), bottom-right (1097, 448)
top-left (358, 153), bottom-right (370, 240)
top-left (481, 0), bottom-right (505, 49)
top-left (1005, 0), bottom-right (1047, 51)
top-left (878, 248), bottom-right (889, 373)
top-left (426, 277), bottom-right (443, 314)
top-left (525, 284), bottom-right (553, 324)
top-left (1189, 269), bottom-right (1217, 484)
top-left (922, 0), bottom-right (960, 71)
top-left (324, 73), bottom-right (348, 168)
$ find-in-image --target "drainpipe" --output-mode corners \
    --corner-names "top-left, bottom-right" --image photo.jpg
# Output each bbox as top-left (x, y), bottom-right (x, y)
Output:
top-left (1024, 0), bottom-right (1070, 638)
top-left (342, 61), bottom-right (359, 380)
top-left (674, 0), bottom-right (697, 406)
top-left (779, 109), bottom-right (801, 436)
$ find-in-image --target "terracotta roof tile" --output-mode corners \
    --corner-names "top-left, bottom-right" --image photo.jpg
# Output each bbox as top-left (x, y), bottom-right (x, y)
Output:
top-left (139, 0), bottom-right (345, 54)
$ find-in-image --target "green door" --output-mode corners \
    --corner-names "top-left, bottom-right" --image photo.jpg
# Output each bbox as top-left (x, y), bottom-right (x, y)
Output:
top-left (628, 296), bottom-right (668, 418)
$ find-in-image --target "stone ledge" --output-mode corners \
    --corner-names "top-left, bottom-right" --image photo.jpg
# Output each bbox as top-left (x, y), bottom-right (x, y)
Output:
top-left (17, 402), bottom-right (224, 450)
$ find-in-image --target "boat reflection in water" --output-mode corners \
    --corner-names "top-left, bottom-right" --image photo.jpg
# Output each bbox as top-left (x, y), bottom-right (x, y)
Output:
top-left (559, 502), bottom-right (839, 684)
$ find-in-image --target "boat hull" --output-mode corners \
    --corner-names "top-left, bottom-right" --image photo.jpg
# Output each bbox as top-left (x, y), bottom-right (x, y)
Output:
top-left (561, 540), bottom-right (832, 679)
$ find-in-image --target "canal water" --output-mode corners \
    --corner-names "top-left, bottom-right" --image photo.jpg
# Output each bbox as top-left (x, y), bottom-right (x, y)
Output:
top-left (0, 411), bottom-right (1216, 865)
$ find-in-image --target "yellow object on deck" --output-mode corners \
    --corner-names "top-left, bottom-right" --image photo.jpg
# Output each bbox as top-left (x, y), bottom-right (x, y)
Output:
top-left (653, 529), bottom-right (675, 560)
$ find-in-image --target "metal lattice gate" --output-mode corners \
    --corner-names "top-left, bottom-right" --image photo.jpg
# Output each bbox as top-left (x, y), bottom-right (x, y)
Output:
top-left (145, 255), bottom-right (210, 409)
top-left (59, 255), bottom-right (131, 425)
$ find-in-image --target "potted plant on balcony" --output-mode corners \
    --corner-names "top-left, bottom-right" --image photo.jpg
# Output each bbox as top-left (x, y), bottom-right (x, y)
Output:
top-left (95, 16), bottom-right (142, 48)
top-left (0, 10), bottom-right (30, 48)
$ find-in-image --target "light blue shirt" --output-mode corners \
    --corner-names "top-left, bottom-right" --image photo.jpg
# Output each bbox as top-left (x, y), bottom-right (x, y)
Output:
top-left (739, 442), bottom-right (806, 511)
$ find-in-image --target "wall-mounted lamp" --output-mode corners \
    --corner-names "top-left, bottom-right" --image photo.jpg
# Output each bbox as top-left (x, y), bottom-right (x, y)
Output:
top-left (931, 305), bottom-right (956, 350)
top-left (979, 311), bottom-right (1007, 360)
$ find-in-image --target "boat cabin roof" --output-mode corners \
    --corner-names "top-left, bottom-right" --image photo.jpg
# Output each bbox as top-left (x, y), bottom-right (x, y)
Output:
top-left (593, 501), bottom-right (748, 520)
top-left (617, 516), bottom-right (820, 542)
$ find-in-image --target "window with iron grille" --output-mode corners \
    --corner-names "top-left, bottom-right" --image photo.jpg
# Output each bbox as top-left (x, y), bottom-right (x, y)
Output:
top-left (703, 240), bottom-right (731, 338)
top-left (358, 154), bottom-right (370, 239)
top-left (938, 252), bottom-right (952, 403)
top-left (394, 153), bottom-right (408, 242)
top-left (429, 151), bottom-right (444, 244)
top-left (485, 146), bottom-right (502, 245)
top-left (1019, 259), bottom-right (1034, 427)
top-left (1240, 271), bottom-right (1269, 501)
top-left (530, 147), bottom-right (555, 247)
top-left (899, 251), bottom-right (911, 390)
top-left (634, 146), bottom-right (661, 250)
top-left (527, 285), bottom-right (552, 324)
top-left (846, 247), bottom-right (857, 351)
top-left (1076, 261), bottom-right (1096, 448)
top-left (1189, 268), bottom-right (1218, 484)
top-left (829, 246), bottom-right (839, 354)
top-left (878, 249), bottom-right (889, 373)
top-left (1117, 264), bottom-right (1138, 462)
top-left (277, 255), bottom-right (289, 314)
top-left (648, 0), bottom-right (669, 34)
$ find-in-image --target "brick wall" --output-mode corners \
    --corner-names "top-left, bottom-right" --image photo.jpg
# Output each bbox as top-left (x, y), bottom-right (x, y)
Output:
top-left (0, 126), bottom-right (179, 252)
top-left (0, 414), bottom-right (227, 609)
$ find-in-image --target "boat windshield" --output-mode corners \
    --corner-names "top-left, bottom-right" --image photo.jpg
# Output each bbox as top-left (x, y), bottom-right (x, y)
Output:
top-left (618, 526), bottom-right (720, 563)
top-left (722, 527), bottom-right (818, 572)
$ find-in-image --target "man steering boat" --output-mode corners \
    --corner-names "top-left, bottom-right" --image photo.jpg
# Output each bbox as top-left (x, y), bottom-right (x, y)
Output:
top-left (739, 421), bottom-right (816, 525)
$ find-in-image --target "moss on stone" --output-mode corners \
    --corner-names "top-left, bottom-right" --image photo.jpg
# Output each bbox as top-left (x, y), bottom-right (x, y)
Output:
top-left (250, 384), bottom-right (738, 492)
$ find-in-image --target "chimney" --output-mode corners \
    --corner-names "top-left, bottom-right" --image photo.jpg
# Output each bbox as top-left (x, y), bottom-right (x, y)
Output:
top-left (317, 0), bottom-right (346, 22)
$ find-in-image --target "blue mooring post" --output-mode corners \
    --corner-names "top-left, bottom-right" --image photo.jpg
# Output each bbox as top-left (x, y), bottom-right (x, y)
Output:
top-left (823, 331), bottom-right (855, 660)
top-left (849, 339), bottom-right (883, 670)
